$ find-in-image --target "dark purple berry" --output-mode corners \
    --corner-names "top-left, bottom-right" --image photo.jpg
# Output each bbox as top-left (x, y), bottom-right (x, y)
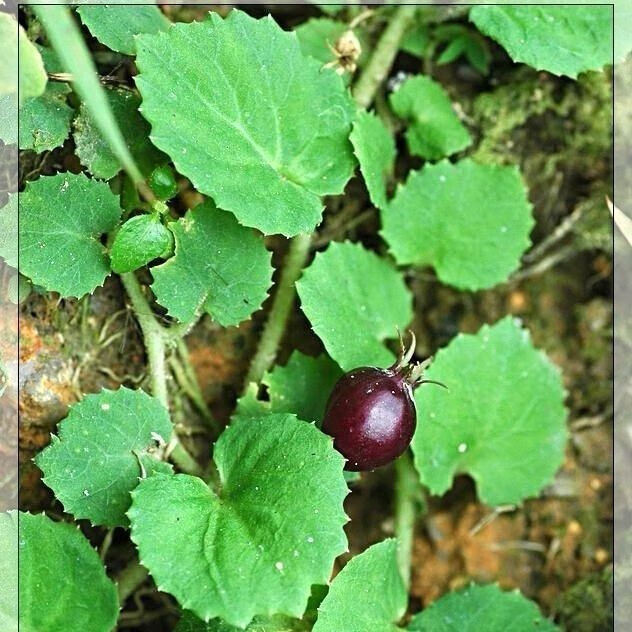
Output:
top-left (322, 333), bottom-right (445, 471)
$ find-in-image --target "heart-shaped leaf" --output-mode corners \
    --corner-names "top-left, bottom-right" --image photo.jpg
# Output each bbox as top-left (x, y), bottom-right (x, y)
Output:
top-left (17, 512), bottom-right (118, 632)
top-left (381, 159), bottom-right (533, 290)
top-left (408, 583), bottom-right (559, 631)
top-left (135, 9), bottom-right (356, 236)
top-left (313, 540), bottom-right (405, 632)
top-left (470, 6), bottom-right (612, 79)
top-left (19, 172), bottom-right (122, 297)
top-left (411, 316), bottom-right (567, 506)
top-left (151, 201), bottom-right (273, 325)
top-left (129, 413), bottom-right (348, 627)
top-left (36, 388), bottom-right (173, 527)
top-left (297, 241), bottom-right (413, 371)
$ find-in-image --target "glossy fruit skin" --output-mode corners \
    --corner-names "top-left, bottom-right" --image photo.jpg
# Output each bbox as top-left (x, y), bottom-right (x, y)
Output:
top-left (322, 366), bottom-right (417, 471)
top-left (149, 165), bottom-right (178, 201)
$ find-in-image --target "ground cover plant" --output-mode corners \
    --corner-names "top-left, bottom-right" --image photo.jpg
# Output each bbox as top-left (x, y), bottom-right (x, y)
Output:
top-left (0, 3), bottom-right (615, 631)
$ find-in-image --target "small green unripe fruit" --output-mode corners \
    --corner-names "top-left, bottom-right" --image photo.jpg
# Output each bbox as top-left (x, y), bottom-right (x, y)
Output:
top-left (149, 165), bottom-right (178, 201)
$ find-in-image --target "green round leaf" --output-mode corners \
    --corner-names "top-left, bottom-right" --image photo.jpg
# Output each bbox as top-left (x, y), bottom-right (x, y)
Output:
top-left (74, 88), bottom-right (167, 180)
top-left (411, 317), bottom-right (568, 506)
top-left (110, 213), bottom-right (173, 274)
top-left (77, 4), bottom-right (169, 55)
top-left (408, 583), bottom-right (559, 631)
top-left (36, 387), bottom-right (173, 527)
top-left (297, 241), bottom-right (413, 371)
top-left (238, 351), bottom-right (343, 424)
top-left (313, 540), bottom-right (405, 632)
top-left (129, 413), bottom-right (348, 627)
top-left (18, 512), bottom-right (119, 632)
top-left (0, 512), bottom-right (17, 631)
top-left (135, 9), bottom-right (356, 236)
top-left (350, 110), bottom-right (395, 210)
top-left (389, 76), bottom-right (471, 161)
top-left (470, 6), bottom-right (612, 79)
top-left (0, 193), bottom-right (17, 268)
top-left (381, 159), bottom-right (534, 290)
top-left (151, 201), bottom-right (273, 326)
top-left (19, 83), bottom-right (73, 153)
top-left (19, 172), bottom-right (122, 298)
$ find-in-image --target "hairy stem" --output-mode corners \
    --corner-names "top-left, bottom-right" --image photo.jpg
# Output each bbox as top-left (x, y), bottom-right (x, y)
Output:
top-left (120, 272), bottom-right (203, 477)
top-left (394, 451), bottom-right (423, 590)
top-left (243, 232), bottom-right (312, 388)
top-left (352, 5), bottom-right (417, 108)
top-left (116, 558), bottom-right (149, 604)
top-left (120, 273), bottom-right (169, 407)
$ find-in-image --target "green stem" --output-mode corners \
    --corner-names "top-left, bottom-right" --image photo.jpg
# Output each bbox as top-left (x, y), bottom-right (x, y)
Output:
top-left (120, 273), bottom-right (169, 407)
top-left (243, 232), bottom-right (312, 388)
top-left (167, 441), bottom-right (204, 477)
top-left (352, 5), bottom-right (417, 109)
top-left (394, 452), bottom-right (423, 590)
top-left (164, 316), bottom-right (199, 343)
top-left (120, 272), bottom-right (203, 477)
top-left (116, 558), bottom-right (149, 604)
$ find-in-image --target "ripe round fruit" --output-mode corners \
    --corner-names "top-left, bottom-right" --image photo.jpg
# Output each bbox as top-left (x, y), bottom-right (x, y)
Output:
top-left (321, 334), bottom-right (445, 471)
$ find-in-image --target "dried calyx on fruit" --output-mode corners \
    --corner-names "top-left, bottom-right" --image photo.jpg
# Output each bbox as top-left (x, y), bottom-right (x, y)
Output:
top-left (322, 332), bottom-right (446, 471)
